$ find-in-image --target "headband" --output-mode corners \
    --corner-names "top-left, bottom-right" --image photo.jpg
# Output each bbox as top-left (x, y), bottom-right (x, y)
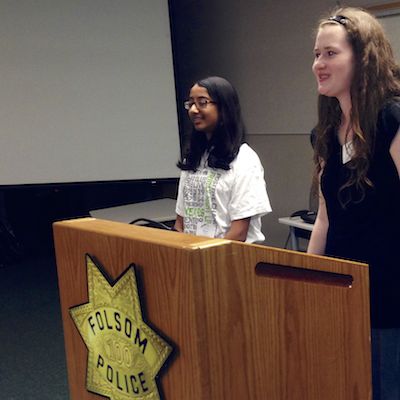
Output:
top-left (328, 15), bottom-right (348, 25)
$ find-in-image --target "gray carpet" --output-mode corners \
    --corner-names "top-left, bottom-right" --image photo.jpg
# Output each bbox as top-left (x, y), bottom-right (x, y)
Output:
top-left (0, 255), bottom-right (69, 399)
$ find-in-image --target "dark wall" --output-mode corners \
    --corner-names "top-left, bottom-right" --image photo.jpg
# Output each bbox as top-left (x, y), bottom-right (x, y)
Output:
top-left (0, 179), bottom-right (178, 258)
top-left (169, 0), bottom-right (221, 145)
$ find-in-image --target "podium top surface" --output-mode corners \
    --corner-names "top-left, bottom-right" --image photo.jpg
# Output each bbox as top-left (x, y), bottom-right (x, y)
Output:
top-left (54, 217), bottom-right (368, 269)
top-left (54, 217), bottom-right (231, 251)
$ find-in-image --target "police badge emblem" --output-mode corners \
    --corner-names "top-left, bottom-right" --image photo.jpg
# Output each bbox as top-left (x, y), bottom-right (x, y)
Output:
top-left (70, 255), bottom-right (172, 400)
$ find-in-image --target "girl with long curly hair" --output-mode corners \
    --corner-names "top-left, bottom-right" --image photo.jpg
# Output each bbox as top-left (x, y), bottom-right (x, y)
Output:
top-left (308, 7), bottom-right (400, 399)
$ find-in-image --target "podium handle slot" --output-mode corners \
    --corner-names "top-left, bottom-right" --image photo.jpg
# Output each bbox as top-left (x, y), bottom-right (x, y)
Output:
top-left (255, 262), bottom-right (353, 288)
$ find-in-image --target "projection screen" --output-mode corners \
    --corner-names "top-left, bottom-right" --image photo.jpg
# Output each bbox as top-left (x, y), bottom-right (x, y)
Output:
top-left (0, 0), bottom-right (180, 185)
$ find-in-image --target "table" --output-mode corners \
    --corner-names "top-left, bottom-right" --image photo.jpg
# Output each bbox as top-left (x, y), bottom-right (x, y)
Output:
top-left (89, 198), bottom-right (177, 225)
top-left (278, 216), bottom-right (314, 251)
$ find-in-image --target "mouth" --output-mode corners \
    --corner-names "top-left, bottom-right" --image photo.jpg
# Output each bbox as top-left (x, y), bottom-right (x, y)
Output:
top-left (191, 116), bottom-right (203, 124)
top-left (318, 73), bottom-right (330, 83)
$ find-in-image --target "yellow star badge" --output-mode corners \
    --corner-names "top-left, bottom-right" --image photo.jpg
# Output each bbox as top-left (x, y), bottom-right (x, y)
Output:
top-left (70, 255), bottom-right (172, 400)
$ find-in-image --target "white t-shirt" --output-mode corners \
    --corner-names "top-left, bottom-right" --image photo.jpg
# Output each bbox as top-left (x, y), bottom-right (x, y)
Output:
top-left (175, 143), bottom-right (272, 243)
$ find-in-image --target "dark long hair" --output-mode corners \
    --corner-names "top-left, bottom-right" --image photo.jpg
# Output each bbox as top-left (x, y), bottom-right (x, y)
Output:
top-left (312, 7), bottom-right (400, 206)
top-left (177, 76), bottom-right (246, 171)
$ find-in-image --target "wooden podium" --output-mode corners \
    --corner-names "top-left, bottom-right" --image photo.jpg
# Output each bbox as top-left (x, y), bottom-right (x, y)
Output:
top-left (54, 218), bottom-right (371, 400)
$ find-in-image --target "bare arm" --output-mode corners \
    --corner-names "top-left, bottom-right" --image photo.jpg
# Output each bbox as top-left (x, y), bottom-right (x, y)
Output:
top-left (307, 181), bottom-right (329, 255)
top-left (390, 128), bottom-right (400, 176)
top-left (174, 214), bottom-right (184, 232)
top-left (224, 217), bottom-right (251, 242)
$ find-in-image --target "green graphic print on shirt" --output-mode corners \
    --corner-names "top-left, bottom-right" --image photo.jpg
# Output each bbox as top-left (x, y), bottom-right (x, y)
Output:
top-left (183, 169), bottom-right (221, 237)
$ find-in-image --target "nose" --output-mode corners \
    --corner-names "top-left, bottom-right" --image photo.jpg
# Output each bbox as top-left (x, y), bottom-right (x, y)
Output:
top-left (188, 103), bottom-right (199, 113)
top-left (313, 57), bottom-right (325, 71)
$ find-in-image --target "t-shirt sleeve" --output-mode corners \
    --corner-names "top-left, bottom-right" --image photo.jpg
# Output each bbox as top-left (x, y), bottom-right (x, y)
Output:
top-left (228, 147), bottom-right (272, 221)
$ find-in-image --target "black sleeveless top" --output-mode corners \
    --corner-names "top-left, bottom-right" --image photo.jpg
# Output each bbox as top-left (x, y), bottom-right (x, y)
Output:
top-left (320, 99), bottom-right (400, 328)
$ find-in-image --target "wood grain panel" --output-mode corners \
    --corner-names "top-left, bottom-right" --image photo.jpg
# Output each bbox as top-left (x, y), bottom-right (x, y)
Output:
top-left (54, 218), bottom-right (371, 399)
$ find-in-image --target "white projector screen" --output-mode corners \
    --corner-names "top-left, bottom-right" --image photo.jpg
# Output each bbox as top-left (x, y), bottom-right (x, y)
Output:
top-left (0, 0), bottom-right (180, 185)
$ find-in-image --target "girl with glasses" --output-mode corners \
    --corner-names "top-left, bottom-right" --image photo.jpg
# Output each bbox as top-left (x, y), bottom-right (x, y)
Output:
top-left (174, 76), bottom-right (271, 243)
top-left (307, 7), bottom-right (400, 399)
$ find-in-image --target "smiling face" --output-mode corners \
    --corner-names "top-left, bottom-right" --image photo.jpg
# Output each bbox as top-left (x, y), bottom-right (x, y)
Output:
top-left (187, 84), bottom-right (219, 139)
top-left (312, 23), bottom-right (355, 103)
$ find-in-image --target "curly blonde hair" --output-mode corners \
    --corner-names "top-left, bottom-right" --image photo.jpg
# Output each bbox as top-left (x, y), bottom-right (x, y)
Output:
top-left (313, 7), bottom-right (400, 206)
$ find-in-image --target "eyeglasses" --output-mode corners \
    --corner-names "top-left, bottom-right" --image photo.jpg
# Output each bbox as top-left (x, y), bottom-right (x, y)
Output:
top-left (184, 98), bottom-right (216, 110)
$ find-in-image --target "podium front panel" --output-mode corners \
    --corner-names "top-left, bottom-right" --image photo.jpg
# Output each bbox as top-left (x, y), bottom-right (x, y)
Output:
top-left (54, 218), bottom-right (371, 400)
